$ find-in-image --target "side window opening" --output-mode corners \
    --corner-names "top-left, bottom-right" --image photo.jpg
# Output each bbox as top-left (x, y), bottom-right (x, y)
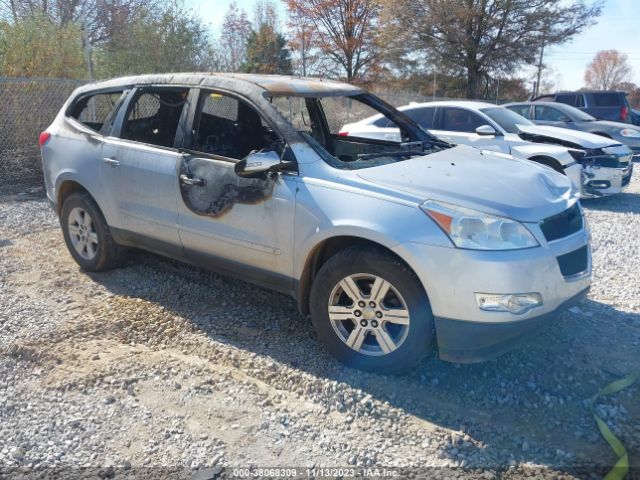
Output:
top-left (68, 91), bottom-right (125, 133)
top-left (192, 91), bottom-right (281, 160)
top-left (121, 88), bottom-right (189, 148)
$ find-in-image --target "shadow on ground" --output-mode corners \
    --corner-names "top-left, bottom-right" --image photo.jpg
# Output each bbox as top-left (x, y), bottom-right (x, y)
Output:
top-left (582, 190), bottom-right (640, 214)
top-left (85, 251), bottom-right (640, 478)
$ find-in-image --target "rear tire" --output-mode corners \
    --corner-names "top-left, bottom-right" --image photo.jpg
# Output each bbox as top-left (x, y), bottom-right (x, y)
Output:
top-left (60, 192), bottom-right (123, 271)
top-left (310, 246), bottom-right (434, 374)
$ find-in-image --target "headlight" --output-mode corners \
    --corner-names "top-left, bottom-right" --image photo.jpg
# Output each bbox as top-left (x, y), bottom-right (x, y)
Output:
top-left (620, 128), bottom-right (640, 138)
top-left (421, 200), bottom-right (539, 250)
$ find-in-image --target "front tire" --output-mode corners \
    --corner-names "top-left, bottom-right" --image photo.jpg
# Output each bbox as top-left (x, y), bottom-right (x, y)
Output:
top-left (310, 246), bottom-right (434, 373)
top-left (60, 192), bottom-right (123, 271)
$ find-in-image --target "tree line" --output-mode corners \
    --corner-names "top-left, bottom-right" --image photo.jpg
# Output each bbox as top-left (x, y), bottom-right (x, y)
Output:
top-left (2, 0), bottom-right (633, 101)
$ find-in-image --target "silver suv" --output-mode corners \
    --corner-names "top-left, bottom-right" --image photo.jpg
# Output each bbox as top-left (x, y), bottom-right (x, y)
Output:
top-left (41, 74), bottom-right (592, 373)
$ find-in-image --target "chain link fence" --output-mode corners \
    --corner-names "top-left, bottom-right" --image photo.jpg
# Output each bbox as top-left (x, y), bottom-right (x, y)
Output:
top-left (0, 77), bottom-right (85, 195)
top-left (0, 77), bottom-right (494, 197)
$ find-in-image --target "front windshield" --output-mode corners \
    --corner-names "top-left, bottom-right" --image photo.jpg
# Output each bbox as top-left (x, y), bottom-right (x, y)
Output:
top-left (269, 93), bottom-right (447, 170)
top-left (481, 107), bottom-right (534, 133)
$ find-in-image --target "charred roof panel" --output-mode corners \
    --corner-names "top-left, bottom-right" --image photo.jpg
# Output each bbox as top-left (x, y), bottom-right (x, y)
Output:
top-left (73, 73), bottom-right (364, 98)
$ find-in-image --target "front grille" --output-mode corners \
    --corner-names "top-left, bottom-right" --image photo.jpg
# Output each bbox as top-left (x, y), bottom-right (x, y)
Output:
top-left (557, 245), bottom-right (589, 277)
top-left (584, 146), bottom-right (632, 168)
top-left (540, 204), bottom-right (583, 242)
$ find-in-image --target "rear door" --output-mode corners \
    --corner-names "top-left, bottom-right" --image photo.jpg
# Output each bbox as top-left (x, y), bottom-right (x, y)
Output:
top-left (430, 107), bottom-right (511, 153)
top-left (101, 86), bottom-right (190, 252)
top-left (176, 89), bottom-right (297, 292)
top-left (61, 89), bottom-right (128, 224)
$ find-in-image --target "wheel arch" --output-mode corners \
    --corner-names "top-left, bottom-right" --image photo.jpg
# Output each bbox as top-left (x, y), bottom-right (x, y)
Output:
top-left (297, 235), bottom-right (419, 315)
top-left (56, 178), bottom-right (94, 215)
top-left (527, 155), bottom-right (565, 174)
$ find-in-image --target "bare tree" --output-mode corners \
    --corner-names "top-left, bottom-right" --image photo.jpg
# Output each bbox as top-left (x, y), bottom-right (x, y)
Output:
top-left (285, 3), bottom-right (321, 76)
top-left (218, 1), bottom-right (252, 72)
top-left (584, 49), bottom-right (633, 90)
top-left (379, 0), bottom-right (603, 98)
top-left (284, 0), bottom-right (381, 83)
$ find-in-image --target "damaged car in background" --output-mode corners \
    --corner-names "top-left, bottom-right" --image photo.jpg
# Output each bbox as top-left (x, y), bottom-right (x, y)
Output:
top-left (41, 74), bottom-right (590, 373)
top-left (343, 100), bottom-right (633, 198)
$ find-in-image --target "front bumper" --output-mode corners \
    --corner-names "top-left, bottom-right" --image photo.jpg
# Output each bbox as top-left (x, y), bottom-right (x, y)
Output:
top-left (435, 287), bottom-right (589, 362)
top-left (581, 163), bottom-right (633, 197)
top-left (392, 222), bottom-right (591, 363)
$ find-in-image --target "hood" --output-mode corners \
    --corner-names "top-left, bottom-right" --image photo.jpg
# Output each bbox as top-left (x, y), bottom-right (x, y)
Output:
top-left (356, 146), bottom-right (574, 223)
top-left (578, 119), bottom-right (640, 132)
top-left (517, 124), bottom-right (619, 149)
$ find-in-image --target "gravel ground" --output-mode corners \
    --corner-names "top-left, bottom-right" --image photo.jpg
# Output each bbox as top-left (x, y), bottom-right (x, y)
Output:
top-left (1, 173), bottom-right (639, 480)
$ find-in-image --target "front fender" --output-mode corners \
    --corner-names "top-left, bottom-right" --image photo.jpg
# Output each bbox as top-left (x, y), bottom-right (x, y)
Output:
top-left (293, 180), bottom-right (451, 282)
top-left (510, 144), bottom-right (576, 167)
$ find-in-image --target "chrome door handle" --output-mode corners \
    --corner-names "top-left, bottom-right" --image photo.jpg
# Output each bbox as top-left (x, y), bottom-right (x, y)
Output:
top-left (180, 174), bottom-right (206, 186)
top-left (102, 157), bottom-right (120, 167)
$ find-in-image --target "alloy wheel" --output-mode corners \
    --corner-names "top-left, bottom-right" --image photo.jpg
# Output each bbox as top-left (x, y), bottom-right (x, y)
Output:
top-left (328, 273), bottom-right (411, 356)
top-left (67, 207), bottom-right (99, 260)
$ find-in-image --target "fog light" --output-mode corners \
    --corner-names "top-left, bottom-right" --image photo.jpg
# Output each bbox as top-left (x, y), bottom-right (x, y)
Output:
top-left (475, 293), bottom-right (542, 315)
top-left (586, 180), bottom-right (611, 189)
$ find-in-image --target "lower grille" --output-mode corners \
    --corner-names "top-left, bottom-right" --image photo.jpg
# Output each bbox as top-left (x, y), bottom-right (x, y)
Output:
top-left (557, 246), bottom-right (589, 277)
top-left (540, 204), bottom-right (583, 242)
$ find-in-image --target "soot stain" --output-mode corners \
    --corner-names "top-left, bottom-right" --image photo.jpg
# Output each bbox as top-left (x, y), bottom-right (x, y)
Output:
top-left (182, 160), bottom-right (275, 218)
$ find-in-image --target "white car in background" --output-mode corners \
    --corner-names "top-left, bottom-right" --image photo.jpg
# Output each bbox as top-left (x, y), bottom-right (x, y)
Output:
top-left (341, 101), bottom-right (633, 198)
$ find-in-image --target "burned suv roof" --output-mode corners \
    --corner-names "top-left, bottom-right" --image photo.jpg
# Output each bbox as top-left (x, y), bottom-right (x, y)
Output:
top-left (73, 73), bottom-right (365, 98)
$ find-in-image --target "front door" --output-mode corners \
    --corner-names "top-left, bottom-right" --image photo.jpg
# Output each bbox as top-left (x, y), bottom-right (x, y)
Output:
top-left (101, 86), bottom-right (190, 251)
top-left (176, 90), bottom-right (297, 293)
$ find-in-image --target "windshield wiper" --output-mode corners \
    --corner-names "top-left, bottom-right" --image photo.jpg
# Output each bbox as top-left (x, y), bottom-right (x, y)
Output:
top-left (357, 150), bottom-right (425, 161)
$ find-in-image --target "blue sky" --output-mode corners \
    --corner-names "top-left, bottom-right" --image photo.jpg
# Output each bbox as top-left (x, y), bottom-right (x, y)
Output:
top-left (185, 0), bottom-right (640, 90)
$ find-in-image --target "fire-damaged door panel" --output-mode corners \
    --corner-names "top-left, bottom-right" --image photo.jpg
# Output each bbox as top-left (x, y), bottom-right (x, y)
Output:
top-left (181, 157), bottom-right (276, 218)
top-left (174, 88), bottom-right (297, 290)
top-left (176, 154), bottom-right (296, 289)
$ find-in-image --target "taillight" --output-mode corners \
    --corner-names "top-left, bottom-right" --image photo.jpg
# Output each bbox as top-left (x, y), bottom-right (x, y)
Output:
top-left (621, 106), bottom-right (629, 122)
top-left (39, 131), bottom-right (51, 147)
top-left (338, 131), bottom-right (349, 136)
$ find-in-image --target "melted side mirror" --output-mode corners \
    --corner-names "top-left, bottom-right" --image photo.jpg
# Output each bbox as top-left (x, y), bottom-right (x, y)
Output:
top-left (235, 150), bottom-right (282, 178)
top-left (475, 125), bottom-right (498, 136)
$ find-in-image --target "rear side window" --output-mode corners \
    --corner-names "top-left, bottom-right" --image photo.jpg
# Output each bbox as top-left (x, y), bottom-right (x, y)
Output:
top-left (440, 107), bottom-right (485, 132)
top-left (120, 88), bottom-right (189, 148)
top-left (68, 91), bottom-right (125, 133)
top-left (534, 105), bottom-right (570, 122)
top-left (556, 94), bottom-right (584, 107)
top-left (372, 116), bottom-right (393, 127)
top-left (592, 92), bottom-right (626, 107)
top-left (404, 107), bottom-right (436, 128)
